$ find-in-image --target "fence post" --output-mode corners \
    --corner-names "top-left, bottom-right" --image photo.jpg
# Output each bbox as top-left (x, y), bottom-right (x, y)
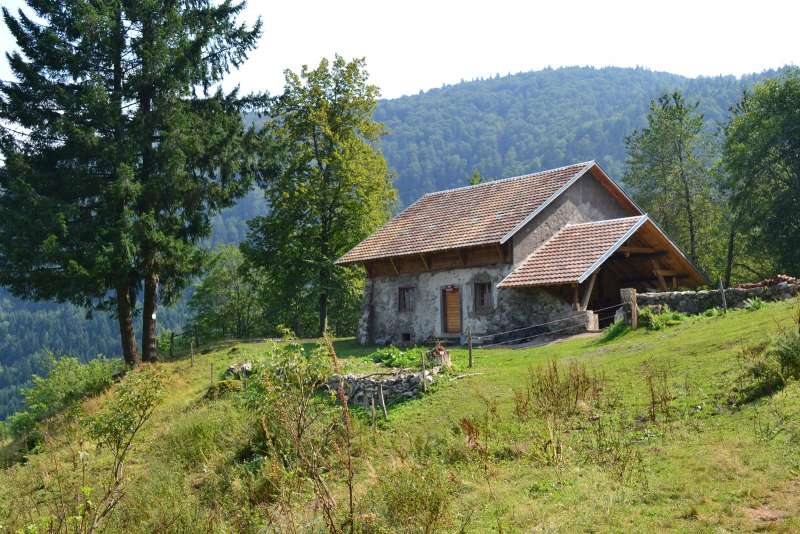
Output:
top-left (620, 288), bottom-right (638, 329)
top-left (190, 338), bottom-right (195, 367)
top-left (210, 362), bottom-right (214, 388)
top-left (169, 331), bottom-right (175, 360)
top-left (718, 279), bottom-right (728, 314)
top-left (468, 330), bottom-right (473, 368)
top-left (420, 350), bottom-right (427, 393)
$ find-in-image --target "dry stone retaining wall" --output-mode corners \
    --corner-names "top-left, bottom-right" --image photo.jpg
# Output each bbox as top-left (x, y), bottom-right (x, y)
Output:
top-left (327, 368), bottom-right (440, 409)
top-left (636, 282), bottom-right (800, 315)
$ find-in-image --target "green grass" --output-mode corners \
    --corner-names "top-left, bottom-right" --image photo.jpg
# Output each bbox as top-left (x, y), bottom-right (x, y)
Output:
top-left (2, 300), bottom-right (800, 532)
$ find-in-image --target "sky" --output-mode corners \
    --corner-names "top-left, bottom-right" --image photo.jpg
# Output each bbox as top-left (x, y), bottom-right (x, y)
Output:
top-left (1, 0), bottom-right (798, 99)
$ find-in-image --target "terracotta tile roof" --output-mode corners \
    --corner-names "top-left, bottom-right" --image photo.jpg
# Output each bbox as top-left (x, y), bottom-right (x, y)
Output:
top-left (336, 161), bottom-right (594, 264)
top-left (498, 216), bottom-right (647, 287)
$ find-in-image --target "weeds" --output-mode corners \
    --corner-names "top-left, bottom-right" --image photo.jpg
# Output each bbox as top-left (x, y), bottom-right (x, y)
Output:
top-left (640, 304), bottom-right (687, 331)
top-left (743, 296), bottom-right (766, 312)
top-left (600, 320), bottom-right (630, 343)
top-left (643, 361), bottom-right (675, 422)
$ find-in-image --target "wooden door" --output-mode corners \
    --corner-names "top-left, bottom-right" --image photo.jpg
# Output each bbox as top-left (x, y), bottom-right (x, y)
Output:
top-left (443, 287), bottom-right (461, 334)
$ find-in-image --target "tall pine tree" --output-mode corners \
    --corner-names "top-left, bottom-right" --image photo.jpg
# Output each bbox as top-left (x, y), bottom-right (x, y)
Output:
top-left (0, 1), bottom-right (261, 364)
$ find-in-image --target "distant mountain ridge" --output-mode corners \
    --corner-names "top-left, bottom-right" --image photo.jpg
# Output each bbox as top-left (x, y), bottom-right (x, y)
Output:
top-left (0, 65), bottom-right (790, 419)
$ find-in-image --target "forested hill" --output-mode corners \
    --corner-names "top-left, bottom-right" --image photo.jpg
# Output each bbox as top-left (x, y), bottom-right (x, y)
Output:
top-left (376, 66), bottom-right (782, 205)
top-left (0, 65), bottom-right (788, 419)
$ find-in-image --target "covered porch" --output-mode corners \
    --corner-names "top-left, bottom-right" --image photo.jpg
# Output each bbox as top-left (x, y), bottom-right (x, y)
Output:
top-left (498, 215), bottom-right (708, 328)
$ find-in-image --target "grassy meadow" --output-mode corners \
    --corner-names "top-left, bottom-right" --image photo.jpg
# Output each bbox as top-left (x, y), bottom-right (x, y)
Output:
top-left (2, 300), bottom-right (800, 532)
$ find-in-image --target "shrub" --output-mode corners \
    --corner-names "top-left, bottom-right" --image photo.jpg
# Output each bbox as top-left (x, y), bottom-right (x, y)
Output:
top-left (374, 460), bottom-right (457, 533)
top-left (205, 379), bottom-right (244, 400)
top-left (639, 304), bottom-right (686, 331)
top-left (600, 320), bottom-right (629, 343)
top-left (7, 355), bottom-right (123, 439)
top-left (703, 307), bottom-right (724, 318)
top-left (371, 346), bottom-right (423, 368)
top-left (744, 296), bottom-right (766, 312)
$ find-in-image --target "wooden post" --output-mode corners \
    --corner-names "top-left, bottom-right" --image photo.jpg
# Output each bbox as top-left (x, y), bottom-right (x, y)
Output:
top-left (580, 272), bottom-right (597, 311)
top-left (620, 288), bottom-right (638, 329)
top-left (379, 383), bottom-right (388, 420)
top-left (421, 350), bottom-right (427, 393)
top-left (719, 279), bottom-right (728, 313)
top-left (169, 331), bottom-right (175, 360)
top-left (210, 362), bottom-right (214, 388)
top-left (190, 338), bottom-right (195, 367)
top-left (370, 395), bottom-right (376, 427)
top-left (468, 331), bottom-right (473, 368)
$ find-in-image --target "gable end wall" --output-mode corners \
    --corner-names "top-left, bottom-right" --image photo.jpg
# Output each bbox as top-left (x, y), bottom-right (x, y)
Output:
top-left (512, 173), bottom-right (633, 265)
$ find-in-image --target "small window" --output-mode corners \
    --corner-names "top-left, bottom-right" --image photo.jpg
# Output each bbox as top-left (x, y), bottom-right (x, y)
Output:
top-left (398, 287), bottom-right (415, 313)
top-left (474, 282), bottom-right (492, 312)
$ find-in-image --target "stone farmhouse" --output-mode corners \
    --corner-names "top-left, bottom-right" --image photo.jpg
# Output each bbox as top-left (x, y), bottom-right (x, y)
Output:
top-left (337, 161), bottom-right (707, 345)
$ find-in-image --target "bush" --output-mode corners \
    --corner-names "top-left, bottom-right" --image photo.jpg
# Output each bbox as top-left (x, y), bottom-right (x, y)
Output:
top-left (744, 296), bottom-right (766, 312)
top-left (600, 320), bottom-right (629, 343)
top-left (374, 460), bottom-right (457, 533)
top-left (205, 379), bottom-right (244, 400)
top-left (7, 355), bottom-right (123, 439)
top-left (371, 346), bottom-right (423, 368)
top-left (703, 307), bottom-right (724, 318)
top-left (639, 305), bottom-right (686, 331)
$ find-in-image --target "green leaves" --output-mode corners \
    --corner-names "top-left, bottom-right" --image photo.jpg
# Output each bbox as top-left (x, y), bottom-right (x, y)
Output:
top-left (243, 56), bottom-right (396, 336)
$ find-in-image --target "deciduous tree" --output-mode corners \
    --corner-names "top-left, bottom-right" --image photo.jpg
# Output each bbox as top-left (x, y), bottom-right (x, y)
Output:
top-left (243, 56), bottom-right (396, 336)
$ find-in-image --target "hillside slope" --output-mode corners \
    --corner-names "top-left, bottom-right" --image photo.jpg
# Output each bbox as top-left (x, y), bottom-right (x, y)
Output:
top-left (2, 299), bottom-right (799, 531)
top-left (0, 65), bottom-right (790, 419)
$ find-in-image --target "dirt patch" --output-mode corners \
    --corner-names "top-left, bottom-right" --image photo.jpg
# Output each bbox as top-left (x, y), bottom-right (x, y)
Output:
top-left (741, 504), bottom-right (789, 522)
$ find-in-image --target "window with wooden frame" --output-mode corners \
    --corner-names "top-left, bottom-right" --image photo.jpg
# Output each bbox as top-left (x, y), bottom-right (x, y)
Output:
top-left (398, 287), bottom-right (415, 313)
top-left (474, 282), bottom-right (492, 312)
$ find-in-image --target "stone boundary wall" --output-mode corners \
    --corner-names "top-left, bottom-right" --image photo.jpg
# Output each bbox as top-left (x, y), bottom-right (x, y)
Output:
top-left (327, 367), bottom-right (440, 409)
top-left (636, 282), bottom-right (800, 315)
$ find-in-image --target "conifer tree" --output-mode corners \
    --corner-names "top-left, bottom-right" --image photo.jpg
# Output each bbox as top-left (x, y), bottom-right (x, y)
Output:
top-left (0, 1), bottom-right (261, 364)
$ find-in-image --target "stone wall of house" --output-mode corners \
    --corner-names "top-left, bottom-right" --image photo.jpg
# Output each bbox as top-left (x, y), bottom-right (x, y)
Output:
top-left (512, 172), bottom-right (635, 264)
top-left (357, 265), bottom-right (581, 345)
top-left (636, 282), bottom-right (800, 315)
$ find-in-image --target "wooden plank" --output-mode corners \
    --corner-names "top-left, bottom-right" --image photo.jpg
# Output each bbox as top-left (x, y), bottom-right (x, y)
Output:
top-left (389, 257), bottom-right (399, 275)
top-left (651, 260), bottom-right (668, 291)
top-left (620, 245), bottom-right (656, 255)
top-left (419, 253), bottom-right (430, 271)
top-left (580, 272), bottom-right (597, 311)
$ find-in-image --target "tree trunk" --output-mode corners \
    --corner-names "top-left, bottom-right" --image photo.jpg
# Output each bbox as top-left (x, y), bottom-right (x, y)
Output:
top-left (142, 273), bottom-right (159, 362)
top-left (675, 141), bottom-right (698, 265)
top-left (318, 288), bottom-right (329, 337)
top-left (116, 284), bottom-right (140, 367)
top-left (724, 220), bottom-right (737, 288)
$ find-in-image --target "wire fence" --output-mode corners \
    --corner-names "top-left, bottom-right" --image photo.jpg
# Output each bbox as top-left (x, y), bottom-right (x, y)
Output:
top-left (473, 303), bottom-right (624, 349)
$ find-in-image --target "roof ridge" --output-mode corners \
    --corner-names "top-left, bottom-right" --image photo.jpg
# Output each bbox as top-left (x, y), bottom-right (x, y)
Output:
top-left (422, 160), bottom-right (595, 198)
top-left (563, 215), bottom-right (646, 229)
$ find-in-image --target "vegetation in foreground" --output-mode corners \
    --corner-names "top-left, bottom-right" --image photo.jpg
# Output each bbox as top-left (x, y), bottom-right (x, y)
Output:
top-left (1, 300), bottom-right (800, 532)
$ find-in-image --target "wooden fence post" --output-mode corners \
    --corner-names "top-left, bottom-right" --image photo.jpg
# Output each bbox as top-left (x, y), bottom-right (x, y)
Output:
top-left (421, 350), bottom-right (427, 393)
top-left (379, 383), bottom-right (388, 420)
top-left (190, 338), bottom-right (195, 367)
top-left (468, 331), bottom-right (473, 368)
top-left (169, 331), bottom-right (175, 360)
top-left (718, 279), bottom-right (728, 313)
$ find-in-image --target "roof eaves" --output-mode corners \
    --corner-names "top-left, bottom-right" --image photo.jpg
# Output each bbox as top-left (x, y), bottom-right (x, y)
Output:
top-left (576, 215), bottom-right (648, 284)
top-left (639, 216), bottom-right (712, 285)
top-left (498, 160), bottom-right (596, 245)
top-left (334, 193), bottom-right (433, 265)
